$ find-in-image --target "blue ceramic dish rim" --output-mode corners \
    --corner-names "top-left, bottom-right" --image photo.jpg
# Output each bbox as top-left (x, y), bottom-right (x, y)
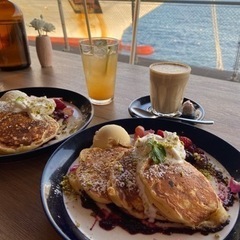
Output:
top-left (0, 87), bottom-right (94, 161)
top-left (40, 118), bottom-right (240, 240)
top-left (128, 95), bottom-right (205, 120)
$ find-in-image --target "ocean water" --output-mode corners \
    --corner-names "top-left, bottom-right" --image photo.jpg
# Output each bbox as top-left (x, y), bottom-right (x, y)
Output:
top-left (121, 3), bottom-right (240, 71)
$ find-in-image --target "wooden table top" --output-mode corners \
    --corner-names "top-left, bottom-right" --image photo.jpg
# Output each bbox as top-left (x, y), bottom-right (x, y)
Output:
top-left (0, 47), bottom-right (240, 240)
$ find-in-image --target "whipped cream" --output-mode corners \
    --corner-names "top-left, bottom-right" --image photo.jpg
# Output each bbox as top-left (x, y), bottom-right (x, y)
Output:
top-left (0, 90), bottom-right (56, 120)
top-left (134, 131), bottom-right (186, 164)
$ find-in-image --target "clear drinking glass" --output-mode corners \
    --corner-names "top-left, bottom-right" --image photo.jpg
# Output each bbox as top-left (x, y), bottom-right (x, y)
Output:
top-left (149, 62), bottom-right (191, 117)
top-left (79, 37), bottom-right (119, 105)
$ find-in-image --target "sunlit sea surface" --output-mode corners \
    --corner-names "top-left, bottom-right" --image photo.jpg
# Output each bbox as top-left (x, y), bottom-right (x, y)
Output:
top-left (121, 3), bottom-right (240, 71)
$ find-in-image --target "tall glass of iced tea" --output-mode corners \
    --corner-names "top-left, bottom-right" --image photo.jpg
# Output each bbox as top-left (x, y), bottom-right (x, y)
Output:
top-left (80, 38), bottom-right (119, 105)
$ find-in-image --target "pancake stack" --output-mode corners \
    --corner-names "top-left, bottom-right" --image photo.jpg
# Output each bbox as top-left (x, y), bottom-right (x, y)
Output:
top-left (0, 90), bottom-right (59, 154)
top-left (69, 147), bottom-right (130, 203)
top-left (137, 157), bottom-right (228, 229)
top-left (0, 112), bottom-right (59, 154)
top-left (107, 148), bottom-right (147, 219)
top-left (68, 130), bottom-right (229, 232)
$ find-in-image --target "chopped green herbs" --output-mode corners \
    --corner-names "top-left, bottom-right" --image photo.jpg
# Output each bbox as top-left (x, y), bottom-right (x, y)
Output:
top-left (147, 139), bottom-right (166, 164)
top-left (16, 96), bottom-right (25, 102)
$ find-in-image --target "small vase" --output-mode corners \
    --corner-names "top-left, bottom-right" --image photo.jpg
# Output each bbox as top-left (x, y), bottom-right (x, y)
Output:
top-left (35, 35), bottom-right (53, 68)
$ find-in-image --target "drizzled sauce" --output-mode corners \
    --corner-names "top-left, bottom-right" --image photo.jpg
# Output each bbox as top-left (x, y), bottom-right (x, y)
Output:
top-left (77, 145), bottom-right (236, 236)
top-left (185, 147), bottom-right (235, 207)
top-left (80, 192), bottom-right (230, 236)
top-left (62, 131), bottom-right (238, 237)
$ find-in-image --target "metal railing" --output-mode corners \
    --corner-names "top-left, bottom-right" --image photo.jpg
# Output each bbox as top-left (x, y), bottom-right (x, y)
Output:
top-left (17, 0), bottom-right (240, 81)
top-left (119, 0), bottom-right (240, 81)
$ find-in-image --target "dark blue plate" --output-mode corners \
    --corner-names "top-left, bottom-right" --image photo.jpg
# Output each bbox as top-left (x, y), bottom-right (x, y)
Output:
top-left (128, 95), bottom-right (205, 120)
top-left (41, 118), bottom-right (240, 240)
top-left (0, 87), bottom-right (93, 161)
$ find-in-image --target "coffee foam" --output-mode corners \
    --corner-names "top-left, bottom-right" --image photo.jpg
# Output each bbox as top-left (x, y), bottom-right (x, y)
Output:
top-left (151, 63), bottom-right (190, 74)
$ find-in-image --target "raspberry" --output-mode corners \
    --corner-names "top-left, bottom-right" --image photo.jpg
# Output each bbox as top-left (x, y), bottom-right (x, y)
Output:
top-left (156, 129), bottom-right (164, 137)
top-left (54, 98), bottom-right (67, 110)
top-left (179, 136), bottom-right (193, 149)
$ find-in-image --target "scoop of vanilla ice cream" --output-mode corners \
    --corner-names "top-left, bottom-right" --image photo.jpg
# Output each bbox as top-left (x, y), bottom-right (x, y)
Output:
top-left (92, 124), bottom-right (131, 148)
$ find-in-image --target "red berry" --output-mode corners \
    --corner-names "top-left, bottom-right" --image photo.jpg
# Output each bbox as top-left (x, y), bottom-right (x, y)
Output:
top-left (156, 129), bottom-right (164, 137)
top-left (135, 125), bottom-right (145, 138)
top-left (179, 136), bottom-right (193, 149)
top-left (54, 98), bottom-right (67, 110)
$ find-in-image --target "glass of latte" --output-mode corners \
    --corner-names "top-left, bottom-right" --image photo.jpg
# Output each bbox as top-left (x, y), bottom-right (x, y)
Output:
top-left (149, 62), bottom-right (191, 117)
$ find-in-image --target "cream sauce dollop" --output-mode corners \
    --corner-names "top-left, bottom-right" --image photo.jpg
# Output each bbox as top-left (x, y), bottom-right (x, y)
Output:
top-left (0, 90), bottom-right (56, 120)
top-left (134, 131), bottom-right (186, 164)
